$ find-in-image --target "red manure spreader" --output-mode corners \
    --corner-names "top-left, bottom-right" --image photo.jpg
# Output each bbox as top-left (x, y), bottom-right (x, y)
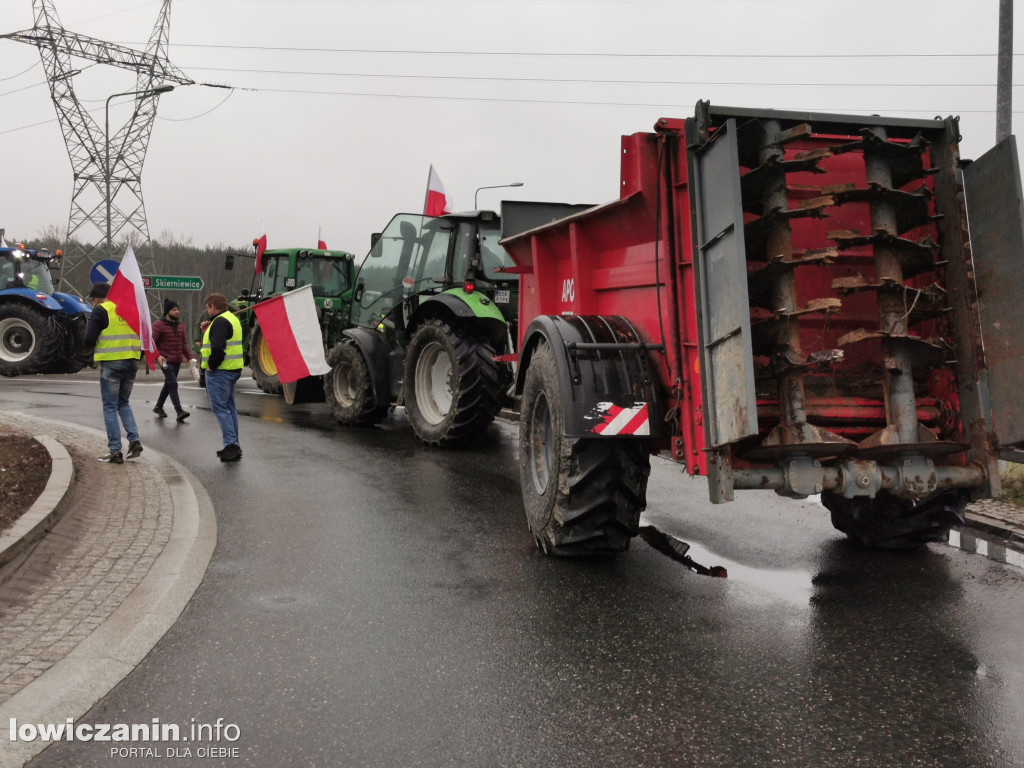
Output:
top-left (502, 102), bottom-right (1024, 555)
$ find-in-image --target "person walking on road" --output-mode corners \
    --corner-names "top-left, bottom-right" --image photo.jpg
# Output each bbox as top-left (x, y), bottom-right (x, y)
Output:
top-left (152, 299), bottom-right (196, 422)
top-left (200, 292), bottom-right (243, 462)
top-left (83, 282), bottom-right (143, 464)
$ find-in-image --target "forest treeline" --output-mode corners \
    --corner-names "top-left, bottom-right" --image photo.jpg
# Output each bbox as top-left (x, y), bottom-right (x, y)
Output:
top-left (16, 226), bottom-right (260, 332)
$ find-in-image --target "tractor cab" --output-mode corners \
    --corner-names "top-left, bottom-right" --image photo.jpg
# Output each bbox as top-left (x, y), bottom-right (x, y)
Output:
top-left (1, 243), bottom-right (58, 294)
top-left (352, 210), bottom-right (518, 345)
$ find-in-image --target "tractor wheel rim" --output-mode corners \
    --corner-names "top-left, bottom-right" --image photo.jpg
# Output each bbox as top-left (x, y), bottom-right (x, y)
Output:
top-left (333, 364), bottom-right (354, 407)
top-left (415, 341), bottom-right (453, 425)
top-left (257, 336), bottom-right (277, 376)
top-left (528, 390), bottom-right (552, 494)
top-left (0, 318), bottom-right (34, 363)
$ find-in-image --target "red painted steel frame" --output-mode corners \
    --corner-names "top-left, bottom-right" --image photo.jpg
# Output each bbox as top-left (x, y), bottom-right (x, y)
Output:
top-left (505, 115), bottom-right (966, 479)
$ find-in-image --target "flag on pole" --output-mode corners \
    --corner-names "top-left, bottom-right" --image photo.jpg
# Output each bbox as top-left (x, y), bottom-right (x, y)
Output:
top-left (317, 226), bottom-right (327, 251)
top-left (251, 284), bottom-right (331, 383)
top-left (254, 219), bottom-right (268, 273)
top-left (107, 244), bottom-right (158, 370)
top-left (423, 165), bottom-right (453, 217)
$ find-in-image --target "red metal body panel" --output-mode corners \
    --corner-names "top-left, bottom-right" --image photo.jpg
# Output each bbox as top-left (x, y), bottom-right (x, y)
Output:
top-left (504, 110), bottom-right (975, 486)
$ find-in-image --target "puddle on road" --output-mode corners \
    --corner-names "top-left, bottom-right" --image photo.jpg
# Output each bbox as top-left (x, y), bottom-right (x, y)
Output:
top-left (639, 519), bottom-right (814, 607)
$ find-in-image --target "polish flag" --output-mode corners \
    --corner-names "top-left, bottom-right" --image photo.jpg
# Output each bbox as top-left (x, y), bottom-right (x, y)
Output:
top-left (423, 165), bottom-right (453, 217)
top-left (254, 219), bottom-right (268, 273)
top-left (107, 244), bottom-right (157, 370)
top-left (251, 284), bottom-right (331, 383)
top-left (317, 226), bottom-right (327, 250)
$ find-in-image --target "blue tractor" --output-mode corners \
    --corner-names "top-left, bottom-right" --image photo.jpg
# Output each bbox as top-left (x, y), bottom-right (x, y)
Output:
top-left (0, 230), bottom-right (92, 376)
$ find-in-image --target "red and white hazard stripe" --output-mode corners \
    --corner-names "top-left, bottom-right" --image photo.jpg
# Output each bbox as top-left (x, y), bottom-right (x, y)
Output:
top-left (589, 402), bottom-right (650, 436)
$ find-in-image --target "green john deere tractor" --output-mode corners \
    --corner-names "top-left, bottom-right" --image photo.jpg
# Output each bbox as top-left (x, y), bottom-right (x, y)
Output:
top-left (226, 246), bottom-right (357, 398)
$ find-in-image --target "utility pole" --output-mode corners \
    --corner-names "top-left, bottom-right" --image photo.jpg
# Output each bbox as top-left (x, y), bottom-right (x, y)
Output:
top-left (997, 0), bottom-right (1013, 142)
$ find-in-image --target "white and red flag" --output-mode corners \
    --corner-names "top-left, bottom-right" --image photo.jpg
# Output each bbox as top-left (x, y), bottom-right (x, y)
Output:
top-left (107, 244), bottom-right (158, 370)
top-left (254, 219), bottom-right (268, 273)
top-left (423, 165), bottom-right (453, 217)
top-left (317, 227), bottom-right (327, 251)
top-left (251, 284), bottom-right (330, 384)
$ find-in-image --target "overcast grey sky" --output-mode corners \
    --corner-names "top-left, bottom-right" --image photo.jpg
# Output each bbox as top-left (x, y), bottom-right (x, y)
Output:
top-left (0, 0), bottom-right (1018, 256)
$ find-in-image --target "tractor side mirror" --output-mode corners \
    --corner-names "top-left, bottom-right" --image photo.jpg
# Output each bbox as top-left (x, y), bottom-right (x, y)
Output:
top-left (225, 253), bottom-right (235, 270)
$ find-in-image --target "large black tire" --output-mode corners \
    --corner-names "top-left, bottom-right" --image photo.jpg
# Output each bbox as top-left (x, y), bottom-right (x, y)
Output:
top-left (403, 318), bottom-right (502, 446)
top-left (324, 341), bottom-right (387, 426)
top-left (823, 489), bottom-right (967, 550)
top-left (47, 313), bottom-right (90, 374)
top-left (519, 341), bottom-right (651, 556)
top-left (250, 324), bottom-right (282, 395)
top-left (0, 303), bottom-right (62, 377)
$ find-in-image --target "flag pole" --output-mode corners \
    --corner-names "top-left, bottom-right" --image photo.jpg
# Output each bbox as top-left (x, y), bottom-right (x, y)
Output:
top-left (423, 165), bottom-right (433, 214)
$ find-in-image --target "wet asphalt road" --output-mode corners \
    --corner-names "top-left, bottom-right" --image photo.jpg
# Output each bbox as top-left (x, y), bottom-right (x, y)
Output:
top-left (2, 371), bottom-right (1023, 768)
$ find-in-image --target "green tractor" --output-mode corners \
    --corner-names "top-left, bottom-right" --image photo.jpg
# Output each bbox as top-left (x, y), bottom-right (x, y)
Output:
top-left (226, 246), bottom-right (357, 398)
top-left (325, 202), bottom-right (590, 446)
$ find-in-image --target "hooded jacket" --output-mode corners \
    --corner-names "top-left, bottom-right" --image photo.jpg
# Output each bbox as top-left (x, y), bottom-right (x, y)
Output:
top-left (152, 313), bottom-right (194, 365)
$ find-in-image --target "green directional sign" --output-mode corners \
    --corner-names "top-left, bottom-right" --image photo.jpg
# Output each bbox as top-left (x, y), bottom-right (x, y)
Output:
top-left (144, 275), bottom-right (204, 291)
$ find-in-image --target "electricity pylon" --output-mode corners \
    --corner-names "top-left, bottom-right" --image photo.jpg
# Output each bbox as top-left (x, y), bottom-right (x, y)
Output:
top-left (3, 0), bottom-right (194, 300)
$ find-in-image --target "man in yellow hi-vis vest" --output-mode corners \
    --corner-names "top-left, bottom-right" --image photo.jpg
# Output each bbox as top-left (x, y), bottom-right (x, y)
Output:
top-left (201, 292), bottom-right (243, 462)
top-left (83, 282), bottom-right (143, 464)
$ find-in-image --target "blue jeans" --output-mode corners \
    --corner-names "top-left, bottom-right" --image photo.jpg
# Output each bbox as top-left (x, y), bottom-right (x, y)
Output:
top-left (99, 359), bottom-right (140, 453)
top-left (206, 368), bottom-right (241, 448)
top-left (156, 362), bottom-right (182, 412)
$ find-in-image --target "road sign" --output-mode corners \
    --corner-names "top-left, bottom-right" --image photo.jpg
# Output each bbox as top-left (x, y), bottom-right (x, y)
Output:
top-left (143, 275), bottom-right (204, 291)
top-left (90, 259), bottom-right (120, 285)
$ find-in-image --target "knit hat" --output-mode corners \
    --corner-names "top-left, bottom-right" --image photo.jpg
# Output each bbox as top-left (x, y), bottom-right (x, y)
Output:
top-left (163, 299), bottom-right (179, 315)
top-left (88, 282), bottom-right (109, 299)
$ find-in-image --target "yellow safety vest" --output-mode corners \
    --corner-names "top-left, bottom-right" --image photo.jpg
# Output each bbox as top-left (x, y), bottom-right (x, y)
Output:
top-left (201, 311), bottom-right (244, 371)
top-left (94, 300), bottom-right (141, 361)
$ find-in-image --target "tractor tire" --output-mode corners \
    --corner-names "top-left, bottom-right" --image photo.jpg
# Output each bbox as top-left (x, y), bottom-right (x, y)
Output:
top-left (47, 314), bottom-right (90, 374)
top-left (519, 341), bottom-right (650, 556)
top-left (404, 318), bottom-right (502, 447)
top-left (324, 341), bottom-right (387, 426)
top-left (250, 324), bottom-right (282, 395)
top-left (0, 303), bottom-right (62, 377)
top-left (822, 489), bottom-right (967, 550)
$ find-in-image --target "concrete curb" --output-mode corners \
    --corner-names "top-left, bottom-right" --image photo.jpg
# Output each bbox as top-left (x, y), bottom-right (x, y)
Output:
top-left (0, 424), bottom-right (216, 768)
top-left (0, 434), bottom-right (75, 569)
top-left (948, 513), bottom-right (1024, 570)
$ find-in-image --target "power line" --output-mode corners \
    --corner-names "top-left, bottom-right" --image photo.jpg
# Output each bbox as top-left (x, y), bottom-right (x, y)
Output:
top-left (180, 64), bottom-right (1009, 89)
top-left (157, 88), bottom-right (233, 121)
top-left (144, 42), bottom-right (1012, 59)
top-left (0, 60), bottom-right (39, 81)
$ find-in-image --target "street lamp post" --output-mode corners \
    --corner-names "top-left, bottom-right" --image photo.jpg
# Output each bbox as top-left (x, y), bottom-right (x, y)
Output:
top-left (474, 182), bottom-right (524, 210)
top-left (104, 84), bottom-right (174, 256)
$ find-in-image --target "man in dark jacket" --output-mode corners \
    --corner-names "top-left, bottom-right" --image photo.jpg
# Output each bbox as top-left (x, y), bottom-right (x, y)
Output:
top-left (152, 299), bottom-right (195, 421)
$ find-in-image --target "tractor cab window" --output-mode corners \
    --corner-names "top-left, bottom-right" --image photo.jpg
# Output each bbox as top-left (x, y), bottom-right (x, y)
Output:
top-left (296, 261), bottom-right (315, 290)
top-left (352, 214), bottom-right (452, 328)
top-left (19, 258), bottom-right (54, 293)
top-left (262, 255), bottom-right (289, 294)
top-left (308, 257), bottom-right (349, 297)
top-left (451, 221), bottom-right (516, 284)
